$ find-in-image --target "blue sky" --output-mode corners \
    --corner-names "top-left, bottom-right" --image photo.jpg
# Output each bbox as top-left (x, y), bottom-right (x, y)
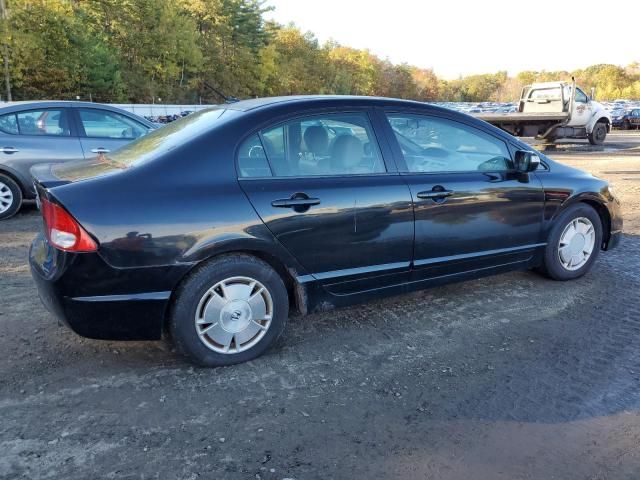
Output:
top-left (265, 0), bottom-right (639, 78)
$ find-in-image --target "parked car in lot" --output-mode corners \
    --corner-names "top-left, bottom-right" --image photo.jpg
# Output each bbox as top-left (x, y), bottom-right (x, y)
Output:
top-left (611, 108), bottom-right (640, 130)
top-left (0, 101), bottom-right (155, 219)
top-left (29, 96), bottom-right (623, 366)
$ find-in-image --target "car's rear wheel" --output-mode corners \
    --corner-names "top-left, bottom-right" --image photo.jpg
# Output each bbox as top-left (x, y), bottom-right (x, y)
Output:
top-left (588, 121), bottom-right (607, 145)
top-left (170, 254), bottom-right (288, 366)
top-left (0, 173), bottom-right (22, 220)
top-left (541, 204), bottom-right (602, 280)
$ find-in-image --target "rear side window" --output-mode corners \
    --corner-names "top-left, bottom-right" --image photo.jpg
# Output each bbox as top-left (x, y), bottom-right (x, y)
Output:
top-left (387, 114), bottom-right (511, 173)
top-left (239, 113), bottom-right (385, 178)
top-left (78, 109), bottom-right (148, 139)
top-left (530, 87), bottom-right (561, 100)
top-left (0, 113), bottom-right (18, 134)
top-left (238, 134), bottom-right (272, 178)
top-left (4, 109), bottom-right (71, 136)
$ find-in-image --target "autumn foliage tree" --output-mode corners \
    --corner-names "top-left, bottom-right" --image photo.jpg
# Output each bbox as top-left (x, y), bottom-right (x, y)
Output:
top-left (1, 0), bottom-right (638, 102)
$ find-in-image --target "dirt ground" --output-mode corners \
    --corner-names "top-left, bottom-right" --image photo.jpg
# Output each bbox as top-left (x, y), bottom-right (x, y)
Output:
top-left (1, 132), bottom-right (640, 480)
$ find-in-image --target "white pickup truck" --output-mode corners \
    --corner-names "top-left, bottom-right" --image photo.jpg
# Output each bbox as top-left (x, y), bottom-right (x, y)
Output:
top-left (476, 79), bottom-right (611, 145)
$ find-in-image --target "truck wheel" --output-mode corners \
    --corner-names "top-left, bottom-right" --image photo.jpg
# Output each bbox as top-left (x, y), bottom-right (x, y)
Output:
top-left (588, 121), bottom-right (607, 145)
top-left (622, 120), bottom-right (630, 130)
top-left (0, 173), bottom-right (22, 220)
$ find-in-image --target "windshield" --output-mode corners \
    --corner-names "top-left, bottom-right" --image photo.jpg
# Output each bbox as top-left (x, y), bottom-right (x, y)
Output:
top-left (50, 107), bottom-right (235, 182)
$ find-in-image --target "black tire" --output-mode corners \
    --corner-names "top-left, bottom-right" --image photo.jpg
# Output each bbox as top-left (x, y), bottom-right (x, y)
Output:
top-left (169, 254), bottom-right (289, 367)
top-left (588, 121), bottom-right (607, 145)
top-left (0, 173), bottom-right (22, 220)
top-left (622, 120), bottom-right (630, 130)
top-left (541, 203), bottom-right (603, 281)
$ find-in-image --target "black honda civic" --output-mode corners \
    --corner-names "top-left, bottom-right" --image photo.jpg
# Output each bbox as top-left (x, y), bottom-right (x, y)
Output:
top-left (29, 96), bottom-right (623, 366)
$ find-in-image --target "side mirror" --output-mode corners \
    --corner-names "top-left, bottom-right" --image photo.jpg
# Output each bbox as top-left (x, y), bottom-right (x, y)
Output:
top-left (514, 150), bottom-right (540, 173)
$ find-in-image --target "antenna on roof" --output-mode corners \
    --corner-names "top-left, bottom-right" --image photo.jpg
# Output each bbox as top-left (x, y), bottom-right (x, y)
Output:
top-left (202, 81), bottom-right (239, 104)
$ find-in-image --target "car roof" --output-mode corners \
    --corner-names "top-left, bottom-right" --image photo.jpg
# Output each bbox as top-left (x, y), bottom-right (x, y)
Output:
top-left (0, 100), bottom-right (155, 126)
top-left (225, 95), bottom-right (441, 112)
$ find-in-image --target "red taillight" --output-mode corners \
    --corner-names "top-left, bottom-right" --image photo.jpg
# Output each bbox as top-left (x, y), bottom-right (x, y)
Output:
top-left (41, 198), bottom-right (98, 252)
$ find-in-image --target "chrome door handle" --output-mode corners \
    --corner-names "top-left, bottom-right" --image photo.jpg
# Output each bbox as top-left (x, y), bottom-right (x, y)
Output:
top-left (417, 190), bottom-right (454, 199)
top-left (1, 146), bottom-right (19, 154)
top-left (91, 147), bottom-right (110, 154)
top-left (271, 198), bottom-right (320, 208)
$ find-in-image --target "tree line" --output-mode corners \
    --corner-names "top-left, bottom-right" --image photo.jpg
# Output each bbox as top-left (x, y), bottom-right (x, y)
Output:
top-left (2, 0), bottom-right (639, 103)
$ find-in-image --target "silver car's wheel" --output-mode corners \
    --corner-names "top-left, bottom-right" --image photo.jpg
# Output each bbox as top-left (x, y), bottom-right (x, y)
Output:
top-left (195, 276), bottom-right (273, 354)
top-left (0, 179), bottom-right (14, 214)
top-left (558, 217), bottom-right (596, 271)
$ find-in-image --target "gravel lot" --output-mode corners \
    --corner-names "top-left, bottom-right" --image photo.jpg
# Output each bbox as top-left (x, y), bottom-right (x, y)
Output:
top-left (1, 132), bottom-right (640, 479)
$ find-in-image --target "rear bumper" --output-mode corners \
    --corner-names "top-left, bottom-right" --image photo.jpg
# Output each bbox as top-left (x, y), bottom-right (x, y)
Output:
top-left (29, 233), bottom-right (189, 340)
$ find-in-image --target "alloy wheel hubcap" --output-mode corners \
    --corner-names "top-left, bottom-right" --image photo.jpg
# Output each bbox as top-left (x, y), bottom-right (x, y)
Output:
top-left (558, 217), bottom-right (595, 271)
top-left (0, 181), bottom-right (13, 214)
top-left (195, 276), bottom-right (273, 354)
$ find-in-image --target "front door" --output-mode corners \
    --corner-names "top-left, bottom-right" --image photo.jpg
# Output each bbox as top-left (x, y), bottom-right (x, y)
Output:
top-left (567, 87), bottom-right (593, 128)
top-left (237, 111), bottom-right (414, 295)
top-left (382, 111), bottom-right (545, 280)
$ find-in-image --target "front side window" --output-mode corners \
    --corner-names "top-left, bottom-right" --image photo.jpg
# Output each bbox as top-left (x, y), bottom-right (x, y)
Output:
top-left (386, 114), bottom-right (511, 173)
top-left (574, 88), bottom-right (588, 104)
top-left (78, 109), bottom-right (148, 139)
top-left (14, 109), bottom-right (71, 136)
top-left (240, 113), bottom-right (385, 178)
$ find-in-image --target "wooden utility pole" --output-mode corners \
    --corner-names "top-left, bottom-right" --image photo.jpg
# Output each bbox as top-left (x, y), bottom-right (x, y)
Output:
top-left (0, 0), bottom-right (11, 102)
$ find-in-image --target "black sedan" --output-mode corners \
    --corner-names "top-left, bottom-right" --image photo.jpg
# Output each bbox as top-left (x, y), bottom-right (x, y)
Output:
top-left (29, 96), bottom-right (623, 366)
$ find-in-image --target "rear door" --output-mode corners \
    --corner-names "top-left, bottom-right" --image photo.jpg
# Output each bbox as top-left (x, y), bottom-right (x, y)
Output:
top-left (0, 108), bottom-right (83, 194)
top-left (381, 110), bottom-right (545, 280)
top-left (73, 107), bottom-right (151, 157)
top-left (237, 110), bottom-right (415, 295)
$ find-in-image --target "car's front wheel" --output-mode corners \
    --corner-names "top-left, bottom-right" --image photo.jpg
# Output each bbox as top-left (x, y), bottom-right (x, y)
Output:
top-left (170, 254), bottom-right (289, 366)
top-left (541, 204), bottom-right (603, 280)
top-left (0, 173), bottom-right (22, 220)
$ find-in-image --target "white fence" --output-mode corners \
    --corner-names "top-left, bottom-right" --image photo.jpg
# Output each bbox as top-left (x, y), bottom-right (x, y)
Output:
top-left (108, 104), bottom-right (215, 117)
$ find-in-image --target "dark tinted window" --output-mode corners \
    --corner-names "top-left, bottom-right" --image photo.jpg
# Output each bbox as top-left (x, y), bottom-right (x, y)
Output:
top-left (387, 114), bottom-right (511, 173)
top-left (255, 113), bottom-right (384, 177)
top-left (15, 109), bottom-right (70, 136)
top-left (79, 109), bottom-right (148, 139)
top-left (0, 113), bottom-right (18, 134)
top-left (238, 134), bottom-right (272, 178)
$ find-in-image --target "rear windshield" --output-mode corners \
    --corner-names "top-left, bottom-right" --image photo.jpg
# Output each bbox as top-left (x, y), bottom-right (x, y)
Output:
top-left (50, 107), bottom-right (234, 181)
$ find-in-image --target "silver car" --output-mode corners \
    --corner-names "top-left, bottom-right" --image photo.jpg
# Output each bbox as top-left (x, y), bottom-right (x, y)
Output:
top-left (0, 101), bottom-right (155, 219)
